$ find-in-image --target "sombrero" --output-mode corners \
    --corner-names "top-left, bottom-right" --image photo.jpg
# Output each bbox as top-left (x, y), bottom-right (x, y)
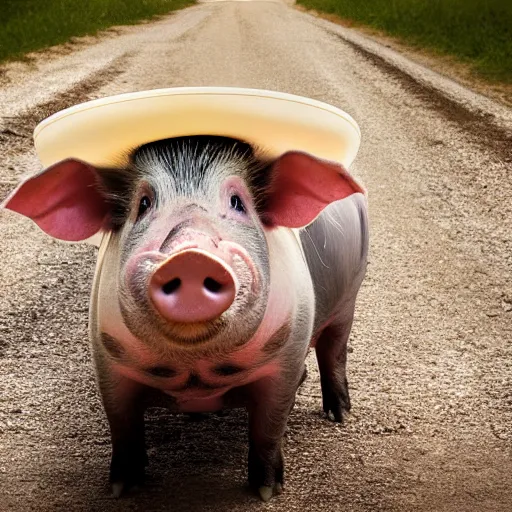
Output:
top-left (29, 87), bottom-right (361, 246)
top-left (34, 87), bottom-right (361, 169)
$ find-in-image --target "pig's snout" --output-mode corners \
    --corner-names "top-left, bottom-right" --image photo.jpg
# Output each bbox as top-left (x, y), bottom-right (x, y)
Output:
top-left (149, 249), bottom-right (238, 323)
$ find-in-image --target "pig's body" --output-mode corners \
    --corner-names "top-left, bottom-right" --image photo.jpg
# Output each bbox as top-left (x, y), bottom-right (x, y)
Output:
top-left (90, 224), bottom-right (313, 413)
top-left (302, 195), bottom-right (368, 334)
top-left (90, 194), bottom-right (367, 412)
top-left (5, 135), bottom-right (368, 502)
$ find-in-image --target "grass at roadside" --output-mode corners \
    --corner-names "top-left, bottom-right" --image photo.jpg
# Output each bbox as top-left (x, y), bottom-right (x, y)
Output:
top-left (298, 0), bottom-right (512, 83)
top-left (0, 0), bottom-right (195, 63)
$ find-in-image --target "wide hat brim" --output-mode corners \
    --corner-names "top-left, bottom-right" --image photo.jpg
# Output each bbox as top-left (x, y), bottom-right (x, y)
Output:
top-left (34, 87), bottom-right (361, 169)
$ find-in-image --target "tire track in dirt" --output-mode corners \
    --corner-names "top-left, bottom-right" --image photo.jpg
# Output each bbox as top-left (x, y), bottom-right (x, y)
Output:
top-left (0, 54), bottom-right (130, 177)
top-left (332, 35), bottom-right (512, 164)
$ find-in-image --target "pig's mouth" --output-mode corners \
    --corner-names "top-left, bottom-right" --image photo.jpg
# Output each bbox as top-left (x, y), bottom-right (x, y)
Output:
top-left (119, 287), bottom-right (227, 346)
top-left (160, 317), bottom-right (227, 345)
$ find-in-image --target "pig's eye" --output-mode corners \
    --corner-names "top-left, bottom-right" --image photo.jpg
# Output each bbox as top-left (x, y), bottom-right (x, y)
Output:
top-left (137, 196), bottom-right (151, 219)
top-left (230, 194), bottom-right (245, 213)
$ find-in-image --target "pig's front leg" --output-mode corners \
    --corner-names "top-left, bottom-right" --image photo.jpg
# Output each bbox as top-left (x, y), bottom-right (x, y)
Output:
top-left (96, 364), bottom-right (148, 497)
top-left (246, 370), bottom-right (301, 502)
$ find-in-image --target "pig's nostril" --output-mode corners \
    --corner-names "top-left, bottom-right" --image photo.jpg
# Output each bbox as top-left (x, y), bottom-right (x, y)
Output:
top-left (162, 278), bottom-right (181, 295)
top-left (203, 277), bottom-right (223, 293)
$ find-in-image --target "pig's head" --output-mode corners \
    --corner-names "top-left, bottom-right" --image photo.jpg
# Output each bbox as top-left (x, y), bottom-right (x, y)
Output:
top-left (3, 136), bottom-right (364, 350)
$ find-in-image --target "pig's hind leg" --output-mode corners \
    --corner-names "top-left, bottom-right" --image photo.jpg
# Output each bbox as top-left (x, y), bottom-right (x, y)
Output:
top-left (314, 305), bottom-right (355, 422)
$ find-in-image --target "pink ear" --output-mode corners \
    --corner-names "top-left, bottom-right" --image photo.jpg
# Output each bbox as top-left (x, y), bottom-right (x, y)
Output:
top-left (264, 151), bottom-right (366, 228)
top-left (2, 159), bottom-right (109, 241)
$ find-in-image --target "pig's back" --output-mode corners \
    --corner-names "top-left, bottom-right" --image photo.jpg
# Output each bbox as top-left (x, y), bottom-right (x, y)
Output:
top-left (299, 194), bottom-right (368, 333)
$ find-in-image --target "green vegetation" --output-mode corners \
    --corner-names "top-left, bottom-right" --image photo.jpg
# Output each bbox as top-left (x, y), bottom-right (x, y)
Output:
top-left (298, 0), bottom-right (512, 83)
top-left (0, 0), bottom-right (194, 63)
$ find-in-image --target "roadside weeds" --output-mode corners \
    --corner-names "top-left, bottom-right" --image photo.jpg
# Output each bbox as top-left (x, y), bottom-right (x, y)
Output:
top-left (295, 5), bottom-right (512, 109)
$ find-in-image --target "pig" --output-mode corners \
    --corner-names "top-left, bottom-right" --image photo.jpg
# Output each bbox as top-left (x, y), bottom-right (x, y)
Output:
top-left (3, 135), bottom-right (368, 502)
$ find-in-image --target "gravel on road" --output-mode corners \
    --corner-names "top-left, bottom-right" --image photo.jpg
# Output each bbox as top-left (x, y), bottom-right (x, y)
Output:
top-left (1, 2), bottom-right (511, 511)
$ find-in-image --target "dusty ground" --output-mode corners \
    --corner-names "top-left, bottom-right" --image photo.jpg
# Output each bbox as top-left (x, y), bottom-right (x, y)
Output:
top-left (1, 1), bottom-right (511, 511)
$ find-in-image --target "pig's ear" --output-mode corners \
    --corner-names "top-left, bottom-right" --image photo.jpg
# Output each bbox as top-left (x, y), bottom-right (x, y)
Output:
top-left (263, 151), bottom-right (365, 228)
top-left (2, 158), bottom-right (109, 242)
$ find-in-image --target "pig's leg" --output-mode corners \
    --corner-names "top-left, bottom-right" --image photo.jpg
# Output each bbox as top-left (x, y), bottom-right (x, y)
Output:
top-left (298, 364), bottom-right (308, 388)
top-left (246, 373), bottom-right (300, 502)
top-left (96, 368), bottom-right (148, 497)
top-left (315, 306), bottom-right (355, 422)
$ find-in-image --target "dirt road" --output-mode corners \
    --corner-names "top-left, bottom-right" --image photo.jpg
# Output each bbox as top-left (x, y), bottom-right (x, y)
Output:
top-left (1, 1), bottom-right (511, 511)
